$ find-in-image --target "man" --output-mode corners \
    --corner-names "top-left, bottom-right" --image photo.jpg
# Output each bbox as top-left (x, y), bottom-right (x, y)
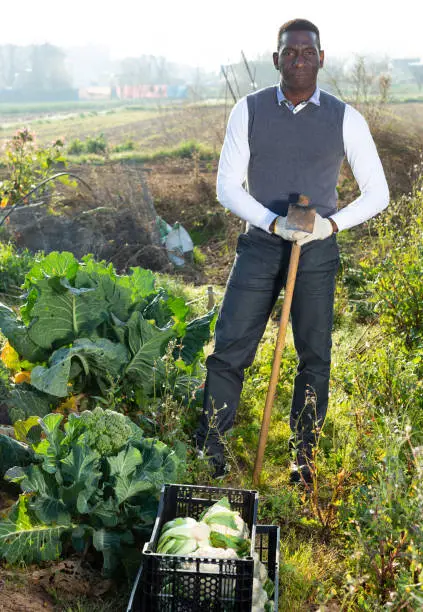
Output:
top-left (195, 19), bottom-right (389, 481)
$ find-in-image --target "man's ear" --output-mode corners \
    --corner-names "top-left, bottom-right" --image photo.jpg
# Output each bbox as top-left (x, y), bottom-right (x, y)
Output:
top-left (319, 50), bottom-right (325, 69)
top-left (272, 51), bottom-right (279, 70)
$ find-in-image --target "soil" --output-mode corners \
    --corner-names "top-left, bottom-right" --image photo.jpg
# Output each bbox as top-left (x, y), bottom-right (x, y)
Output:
top-left (146, 157), bottom-right (244, 284)
top-left (0, 560), bottom-right (122, 612)
top-left (0, 576), bottom-right (54, 611)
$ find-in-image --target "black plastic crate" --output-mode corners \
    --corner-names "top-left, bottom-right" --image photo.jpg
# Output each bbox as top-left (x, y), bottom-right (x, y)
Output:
top-left (150, 483), bottom-right (259, 530)
top-left (254, 525), bottom-right (280, 605)
top-left (126, 483), bottom-right (278, 612)
top-left (127, 525), bottom-right (279, 611)
top-left (127, 483), bottom-right (260, 612)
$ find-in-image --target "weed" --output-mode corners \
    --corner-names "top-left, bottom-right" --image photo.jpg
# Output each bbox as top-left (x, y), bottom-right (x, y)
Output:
top-left (192, 246), bottom-right (206, 266)
top-left (113, 139), bottom-right (136, 153)
top-left (67, 138), bottom-right (85, 155)
top-left (0, 242), bottom-right (35, 295)
top-left (85, 133), bottom-right (108, 155)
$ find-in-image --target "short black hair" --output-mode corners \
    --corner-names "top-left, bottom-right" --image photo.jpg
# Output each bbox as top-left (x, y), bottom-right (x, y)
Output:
top-left (277, 19), bottom-right (321, 50)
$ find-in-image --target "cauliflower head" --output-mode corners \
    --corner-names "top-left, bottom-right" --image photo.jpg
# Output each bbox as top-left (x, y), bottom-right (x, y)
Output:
top-left (80, 407), bottom-right (133, 455)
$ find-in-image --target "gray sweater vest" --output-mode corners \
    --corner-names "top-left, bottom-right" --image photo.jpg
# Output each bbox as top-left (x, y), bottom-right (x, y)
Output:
top-left (246, 86), bottom-right (346, 218)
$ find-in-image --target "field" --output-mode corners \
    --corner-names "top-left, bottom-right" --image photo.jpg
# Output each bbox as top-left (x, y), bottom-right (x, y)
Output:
top-left (0, 103), bottom-right (225, 153)
top-left (0, 97), bottom-right (422, 611)
top-left (1, 99), bottom-right (423, 153)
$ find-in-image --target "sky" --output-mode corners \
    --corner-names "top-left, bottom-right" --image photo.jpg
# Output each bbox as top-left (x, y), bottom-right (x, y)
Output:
top-left (4, 0), bottom-right (423, 70)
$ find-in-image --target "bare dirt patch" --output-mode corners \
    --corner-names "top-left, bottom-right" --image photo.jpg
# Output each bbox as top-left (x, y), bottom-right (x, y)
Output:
top-left (0, 569), bottom-right (54, 611)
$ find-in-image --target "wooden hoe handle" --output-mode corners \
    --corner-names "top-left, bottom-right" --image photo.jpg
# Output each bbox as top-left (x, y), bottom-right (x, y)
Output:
top-left (252, 242), bottom-right (301, 486)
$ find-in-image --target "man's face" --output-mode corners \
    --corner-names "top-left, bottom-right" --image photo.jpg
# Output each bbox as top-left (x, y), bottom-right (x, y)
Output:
top-left (273, 30), bottom-right (324, 90)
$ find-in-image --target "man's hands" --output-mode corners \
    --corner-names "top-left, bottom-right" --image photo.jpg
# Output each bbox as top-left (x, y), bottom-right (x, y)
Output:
top-left (271, 216), bottom-right (309, 242)
top-left (270, 213), bottom-right (337, 244)
top-left (295, 213), bottom-right (334, 246)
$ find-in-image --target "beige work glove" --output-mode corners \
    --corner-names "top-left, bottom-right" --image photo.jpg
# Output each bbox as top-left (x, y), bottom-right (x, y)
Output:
top-left (296, 213), bottom-right (333, 246)
top-left (272, 216), bottom-right (309, 242)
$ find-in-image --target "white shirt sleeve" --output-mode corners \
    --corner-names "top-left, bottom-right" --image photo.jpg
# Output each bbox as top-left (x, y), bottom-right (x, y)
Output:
top-left (331, 104), bottom-right (390, 231)
top-left (216, 98), bottom-right (278, 233)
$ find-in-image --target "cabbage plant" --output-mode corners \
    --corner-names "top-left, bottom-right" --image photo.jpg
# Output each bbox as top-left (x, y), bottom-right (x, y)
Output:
top-left (0, 411), bottom-right (183, 574)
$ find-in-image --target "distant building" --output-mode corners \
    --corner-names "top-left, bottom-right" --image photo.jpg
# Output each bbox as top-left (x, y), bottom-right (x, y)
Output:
top-left (78, 86), bottom-right (112, 100)
top-left (115, 84), bottom-right (187, 100)
top-left (391, 58), bottom-right (421, 83)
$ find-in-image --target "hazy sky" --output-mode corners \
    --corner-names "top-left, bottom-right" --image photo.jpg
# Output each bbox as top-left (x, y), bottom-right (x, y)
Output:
top-left (5, 0), bottom-right (423, 69)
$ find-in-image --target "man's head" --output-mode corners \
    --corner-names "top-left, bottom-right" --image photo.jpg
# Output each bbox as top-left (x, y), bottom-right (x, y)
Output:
top-left (273, 19), bottom-right (324, 93)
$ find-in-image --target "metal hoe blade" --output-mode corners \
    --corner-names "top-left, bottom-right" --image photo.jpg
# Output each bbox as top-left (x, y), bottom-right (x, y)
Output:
top-left (285, 194), bottom-right (316, 234)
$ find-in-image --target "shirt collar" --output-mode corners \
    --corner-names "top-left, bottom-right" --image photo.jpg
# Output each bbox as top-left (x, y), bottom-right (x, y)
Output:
top-left (276, 84), bottom-right (321, 111)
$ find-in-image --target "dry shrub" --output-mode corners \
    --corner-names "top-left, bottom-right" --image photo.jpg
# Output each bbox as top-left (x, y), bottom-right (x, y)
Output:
top-left (10, 162), bottom-right (173, 273)
top-left (358, 104), bottom-right (423, 197)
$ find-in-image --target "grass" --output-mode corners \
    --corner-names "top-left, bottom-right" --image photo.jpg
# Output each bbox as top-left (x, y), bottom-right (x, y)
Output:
top-left (0, 107), bottom-right (161, 142)
top-left (67, 140), bottom-right (218, 165)
top-left (58, 592), bottom-right (129, 612)
top-left (0, 103), bottom-right (226, 162)
top-left (0, 99), bottom-right (172, 117)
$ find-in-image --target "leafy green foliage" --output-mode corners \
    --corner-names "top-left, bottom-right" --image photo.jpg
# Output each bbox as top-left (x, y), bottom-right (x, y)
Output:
top-left (0, 361), bottom-right (11, 401)
top-left (85, 133), bottom-right (108, 155)
top-left (0, 243), bottom-right (35, 294)
top-left (30, 338), bottom-right (129, 397)
top-left (338, 418), bottom-right (423, 607)
top-left (1, 411), bottom-right (182, 574)
top-left (67, 138), bottom-right (85, 155)
top-left (0, 495), bottom-right (70, 564)
top-left (0, 434), bottom-right (33, 478)
top-left (0, 303), bottom-right (49, 363)
top-left (372, 243), bottom-right (423, 349)
top-left (0, 252), bottom-right (216, 419)
top-left (0, 128), bottom-right (72, 208)
top-left (6, 384), bottom-right (58, 423)
top-left (177, 308), bottom-right (217, 365)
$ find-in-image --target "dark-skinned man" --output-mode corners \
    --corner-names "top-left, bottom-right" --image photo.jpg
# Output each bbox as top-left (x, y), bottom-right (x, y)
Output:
top-left (195, 19), bottom-right (389, 482)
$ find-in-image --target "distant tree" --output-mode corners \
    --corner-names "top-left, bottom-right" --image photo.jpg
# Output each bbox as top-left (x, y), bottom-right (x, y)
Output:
top-left (0, 45), bottom-right (24, 88)
top-left (117, 55), bottom-right (169, 86)
top-left (0, 43), bottom-right (71, 91)
top-left (117, 55), bottom-right (193, 86)
top-left (25, 44), bottom-right (71, 90)
top-left (409, 64), bottom-right (423, 91)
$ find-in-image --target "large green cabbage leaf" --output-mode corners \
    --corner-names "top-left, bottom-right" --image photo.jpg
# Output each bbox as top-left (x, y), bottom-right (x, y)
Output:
top-left (0, 434), bottom-right (33, 478)
top-left (0, 495), bottom-right (72, 564)
top-left (30, 338), bottom-right (129, 397)
top-left (27, 277), bottom-right (106, 349)
top-left (125, 312), bottom-right (174, 394)
top-left (178, 307), bottom-right (218, 365)
top-left (0, 304), bottom-right (48, 362)
top-left (75, 259), bottom-right (133, 323)
top-left (6, 384), bottom-right (58, 424)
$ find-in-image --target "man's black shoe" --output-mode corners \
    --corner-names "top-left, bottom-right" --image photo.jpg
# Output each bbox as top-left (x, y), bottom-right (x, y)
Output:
top-left (196, 448), bottom-right (228, 479)
top-left (211, 459), bottom-right (229, 479)
top-left (289, 462), bottom-right (313, 486)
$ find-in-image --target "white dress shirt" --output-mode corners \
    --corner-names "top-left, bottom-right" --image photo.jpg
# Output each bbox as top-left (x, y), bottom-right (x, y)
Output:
top-left (216, 86), bottom-right (390, 233)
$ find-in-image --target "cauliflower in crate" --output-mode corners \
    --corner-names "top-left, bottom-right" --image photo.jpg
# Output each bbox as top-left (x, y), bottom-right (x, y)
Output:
top-left (200, 496), bottom-right (250, 538)
top-left (157, 517), bottom-right (210, 555)
top-left (155, 497), bottom-right (275, 611)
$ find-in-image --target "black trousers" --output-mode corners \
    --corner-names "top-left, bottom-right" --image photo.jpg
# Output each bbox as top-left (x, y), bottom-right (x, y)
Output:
top-left (196, 225), bottom-right (340, 460)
